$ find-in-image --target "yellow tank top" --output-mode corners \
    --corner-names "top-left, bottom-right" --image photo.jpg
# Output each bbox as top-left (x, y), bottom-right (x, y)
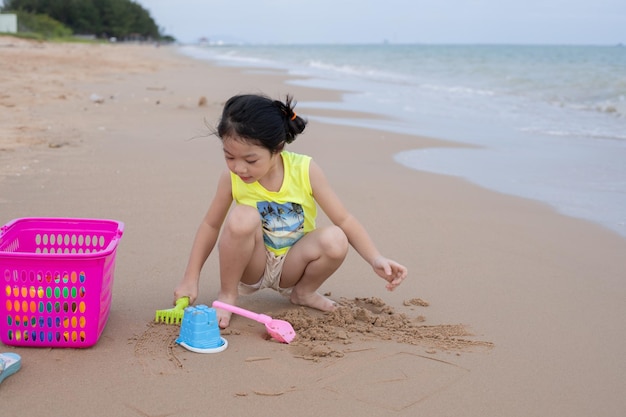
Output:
top-left (230, 151), bottom-right (317, 255)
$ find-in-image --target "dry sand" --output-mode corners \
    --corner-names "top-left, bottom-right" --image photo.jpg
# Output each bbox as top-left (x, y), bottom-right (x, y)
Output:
top-left (1, 36), bottom-right (626, 416)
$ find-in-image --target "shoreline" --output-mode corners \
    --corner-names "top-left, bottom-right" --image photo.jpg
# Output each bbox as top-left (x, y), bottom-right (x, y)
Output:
top-left (1, 38), bottom-right (626, 417)
top-left (177, 43), bottom-right (626, 241)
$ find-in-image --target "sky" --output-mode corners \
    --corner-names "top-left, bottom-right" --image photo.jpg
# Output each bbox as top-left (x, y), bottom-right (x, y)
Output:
top-left (133, 0), bottom-right (625, 45)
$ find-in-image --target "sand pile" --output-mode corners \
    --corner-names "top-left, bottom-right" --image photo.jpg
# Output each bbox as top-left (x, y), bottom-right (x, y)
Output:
top-left (275, 297), bottom-right (493, 361)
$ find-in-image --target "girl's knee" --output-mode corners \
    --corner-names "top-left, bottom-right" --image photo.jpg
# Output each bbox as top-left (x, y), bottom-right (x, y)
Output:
top-left (320, 226), bottom-right (348, 260)
top-left (223, 205), bottom-right (261, 237)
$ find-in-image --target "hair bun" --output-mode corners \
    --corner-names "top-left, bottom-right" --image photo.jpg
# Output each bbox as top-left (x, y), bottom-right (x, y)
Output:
top-left (272, 96), bottom-right (306, 143)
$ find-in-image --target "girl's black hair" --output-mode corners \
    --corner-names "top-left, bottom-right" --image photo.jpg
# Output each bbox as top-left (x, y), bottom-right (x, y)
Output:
top-left (216, 94), bottom-right (307, 153)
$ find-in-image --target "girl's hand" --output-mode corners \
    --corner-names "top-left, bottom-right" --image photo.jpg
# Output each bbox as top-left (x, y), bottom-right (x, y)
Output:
top-left (372, 256), bottom-right (408, 291)
top-left (174, 279), bottom-right (199, 305)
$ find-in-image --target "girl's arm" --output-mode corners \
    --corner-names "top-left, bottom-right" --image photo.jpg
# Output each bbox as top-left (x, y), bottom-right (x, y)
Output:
top-left (310, 161), bottom-right (407, 290)
top-left (174, 170), bottom-right (233, 303)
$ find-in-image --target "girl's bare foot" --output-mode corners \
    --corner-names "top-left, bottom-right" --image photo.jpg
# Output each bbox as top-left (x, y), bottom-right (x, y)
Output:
top-left (215, 293), bottom-right (238, 329)
top-left (290, 289), bottom-right (336, 312)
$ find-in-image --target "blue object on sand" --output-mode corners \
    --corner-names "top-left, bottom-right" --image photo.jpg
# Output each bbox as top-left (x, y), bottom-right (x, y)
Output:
top-left (176, 305), bottom-right (227, 354)
top-left (0, 352), bottom-right (21, 385)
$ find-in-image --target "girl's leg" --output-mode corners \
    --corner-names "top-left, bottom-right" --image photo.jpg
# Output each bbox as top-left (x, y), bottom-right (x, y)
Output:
top-left (217, 204), bottom-right (266, 328)
top-left (280, 225), bottom-right (349, 311)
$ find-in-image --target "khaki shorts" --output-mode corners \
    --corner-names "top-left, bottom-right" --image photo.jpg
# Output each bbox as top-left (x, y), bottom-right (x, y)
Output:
top-left (238, 249), bottom-right (292, 297)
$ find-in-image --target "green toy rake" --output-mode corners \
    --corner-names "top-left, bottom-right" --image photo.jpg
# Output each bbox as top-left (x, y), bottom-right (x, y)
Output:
top-left (155, 297), bottom-right (189, 325)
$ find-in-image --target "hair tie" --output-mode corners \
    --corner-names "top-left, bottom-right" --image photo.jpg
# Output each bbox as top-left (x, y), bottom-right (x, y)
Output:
top-left (290, 112), bottom-right (297, 121)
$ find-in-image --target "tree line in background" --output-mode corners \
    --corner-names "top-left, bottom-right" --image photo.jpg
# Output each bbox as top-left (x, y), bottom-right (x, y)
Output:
top-left (1, 0), bottom-right (173, 41)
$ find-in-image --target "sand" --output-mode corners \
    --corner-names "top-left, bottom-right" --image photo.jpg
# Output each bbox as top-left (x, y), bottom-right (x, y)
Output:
top-left (1, 36), bottom-right (626, 417)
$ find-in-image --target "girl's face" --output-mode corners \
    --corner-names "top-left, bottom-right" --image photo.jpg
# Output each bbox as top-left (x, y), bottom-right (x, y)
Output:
top-left (222, 136), bottom-right (280, 184)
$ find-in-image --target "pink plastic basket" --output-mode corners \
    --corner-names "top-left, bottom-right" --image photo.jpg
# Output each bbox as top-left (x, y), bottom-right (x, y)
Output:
top-left (0, 217), bottom-right (124, 348)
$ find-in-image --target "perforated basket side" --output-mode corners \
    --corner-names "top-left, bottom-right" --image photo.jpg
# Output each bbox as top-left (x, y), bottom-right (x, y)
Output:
top-left (0, 217), bottom-right (124, 257)
top-left (0, 217), bottom-right (123, 348)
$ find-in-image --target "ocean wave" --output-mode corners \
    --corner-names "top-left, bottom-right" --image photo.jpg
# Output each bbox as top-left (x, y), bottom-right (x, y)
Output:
top-left (420, 83), bottom-right (496, 97)
top-left (305, 59), bottom-right (414, 85)
top-left (593, 98), bottom-right (626, 118)
top-left (179, 45), bottom-right (278, 68)
top-left (520, 125), bottom-right (626, 142)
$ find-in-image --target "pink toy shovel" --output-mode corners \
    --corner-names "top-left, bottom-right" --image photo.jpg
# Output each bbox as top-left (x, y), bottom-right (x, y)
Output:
top-left (212, 301), bottom-right (296, 344)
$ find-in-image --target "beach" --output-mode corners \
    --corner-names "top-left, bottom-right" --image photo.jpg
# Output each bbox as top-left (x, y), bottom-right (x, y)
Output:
top-left (1, 37), bottom-right (625, 417)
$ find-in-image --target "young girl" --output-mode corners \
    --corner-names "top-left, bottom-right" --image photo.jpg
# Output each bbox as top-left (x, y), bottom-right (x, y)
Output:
top-left (174, 94), bottom-right (407, 328)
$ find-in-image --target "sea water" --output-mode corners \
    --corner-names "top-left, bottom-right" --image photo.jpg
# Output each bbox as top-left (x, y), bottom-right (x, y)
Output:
top-left (178, 43), bottom-right (626, 239)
